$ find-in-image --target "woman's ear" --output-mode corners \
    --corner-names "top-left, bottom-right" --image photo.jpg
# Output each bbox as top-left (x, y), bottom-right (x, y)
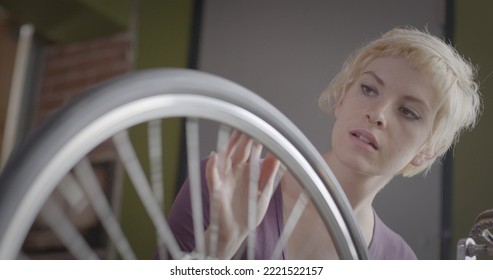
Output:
top-left (410, 152), bottom-right (435, 167)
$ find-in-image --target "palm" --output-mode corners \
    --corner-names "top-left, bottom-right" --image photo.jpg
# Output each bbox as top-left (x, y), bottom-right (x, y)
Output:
top-left (204, 131), bottom-right (280, 258)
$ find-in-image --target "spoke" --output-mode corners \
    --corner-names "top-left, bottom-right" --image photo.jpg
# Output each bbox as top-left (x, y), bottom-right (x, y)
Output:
top-left (216, 125), bottom-right (231, 152)
top-left (273, 163), bottom-right (287, 190)
top-left (271, 191), bottom-right (309, 259)
top-left (73, 158), bottom-right (136, 259)
top-left (106, 160), bottom-right (124, 258)
top-left (148, 119), bottom-right (164, 207)
top-left (40, 196), bottom-right (99, 259)
top-left (246, 145), bottom-right (260, 260)
top-left (58, 172), bottom-right (89, 213)
top-left (112, 130), bottom-right (183, 259)
top-left (208, 125), bottom-right (231, 258)
top-left (186, 118), bottom-right (205, 256)
top-left (148, 119), bottom-right (167, 259)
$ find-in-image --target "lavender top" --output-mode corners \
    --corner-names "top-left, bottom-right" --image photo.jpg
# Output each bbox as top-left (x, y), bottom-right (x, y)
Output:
top-left (167, 160), bottom-right (417, 260)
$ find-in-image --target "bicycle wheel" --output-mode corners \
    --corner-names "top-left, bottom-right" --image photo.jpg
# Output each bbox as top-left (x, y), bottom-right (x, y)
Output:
top-left (0, 68), bottom-right (368, 260)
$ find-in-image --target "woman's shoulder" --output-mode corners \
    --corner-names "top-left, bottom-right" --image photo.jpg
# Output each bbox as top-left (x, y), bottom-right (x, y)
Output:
top-left (368, 212), bottom-right (417, 260)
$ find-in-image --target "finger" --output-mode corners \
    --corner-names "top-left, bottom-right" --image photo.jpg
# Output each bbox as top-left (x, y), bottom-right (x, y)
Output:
top-left (218, 130), bottom-right (241, 163)
top-left (248, 142), bottom-right (263, 195)
top-left (205, 152), bottom-right (219, 192)
top-left (256, 154), bottom-right (281, 218)
top-left (229, 133), bottom-right (254, 167)
top-left (224, 130), bottom-right (241, 155)
top-left (258, 153), bottom-right (281, 193)
top-left (249, 142), bottom-right (263, 163)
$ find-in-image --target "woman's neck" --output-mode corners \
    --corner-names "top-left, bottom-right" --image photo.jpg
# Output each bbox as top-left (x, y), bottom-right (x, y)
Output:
top-left (322, 151), bottom-right (392, 215)
top-left (321, 150), bottom-right (394, 245)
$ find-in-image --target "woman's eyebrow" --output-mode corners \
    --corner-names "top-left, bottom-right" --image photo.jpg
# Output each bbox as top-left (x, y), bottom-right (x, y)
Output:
top-left (362, 71), bottom-right (385, 86)
top-left (403, 95), bottom-right (431, 113)
top-left (362, 70), bottom-right (432, 113)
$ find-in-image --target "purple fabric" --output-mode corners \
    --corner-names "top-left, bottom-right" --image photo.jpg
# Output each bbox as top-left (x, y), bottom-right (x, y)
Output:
top-left (368, 213), bottom-right (417, 260)
top-left (167, 159), bottom-right (417, 260)
top-left (167, 159), bottom-right (285, 259)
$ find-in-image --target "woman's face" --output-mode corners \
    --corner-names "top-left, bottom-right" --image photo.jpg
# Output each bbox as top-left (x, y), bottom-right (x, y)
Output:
top-left (331, 56), bottom-right (440, 177)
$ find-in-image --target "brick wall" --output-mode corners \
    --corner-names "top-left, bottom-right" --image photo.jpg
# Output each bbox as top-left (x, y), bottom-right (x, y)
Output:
top-left (37, 32), bottom-right (133, 125)
top-left (23, 32), bottom-right (134, 258)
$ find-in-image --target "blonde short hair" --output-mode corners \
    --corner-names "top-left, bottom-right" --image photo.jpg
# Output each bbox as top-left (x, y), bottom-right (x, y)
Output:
top-left (319, 27), bottom-right (482, 177)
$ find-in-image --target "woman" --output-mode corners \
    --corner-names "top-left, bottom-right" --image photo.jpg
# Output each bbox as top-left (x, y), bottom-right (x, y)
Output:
top-left (167, 27), bottom-right (482, 259)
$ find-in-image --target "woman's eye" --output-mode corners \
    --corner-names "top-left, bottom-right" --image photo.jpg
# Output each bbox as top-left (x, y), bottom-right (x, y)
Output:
top-left (360, 84), bottom-right (377, 97)
top-left (399, 107), bottom-right (421, 121)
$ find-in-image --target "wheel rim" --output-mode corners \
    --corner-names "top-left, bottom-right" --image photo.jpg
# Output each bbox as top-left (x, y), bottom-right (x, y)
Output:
top-left (0, 69), bottom-right (368, 260)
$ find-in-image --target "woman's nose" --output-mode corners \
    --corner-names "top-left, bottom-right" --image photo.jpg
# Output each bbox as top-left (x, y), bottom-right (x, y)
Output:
top-left (366, 102), bottom-right (388, 127)
top-left (366, 113), bottom-right (383, 126)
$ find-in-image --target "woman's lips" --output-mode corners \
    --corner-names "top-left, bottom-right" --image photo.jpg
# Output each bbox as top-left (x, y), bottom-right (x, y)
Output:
top-left (349, 129), bottom-right (379, 150)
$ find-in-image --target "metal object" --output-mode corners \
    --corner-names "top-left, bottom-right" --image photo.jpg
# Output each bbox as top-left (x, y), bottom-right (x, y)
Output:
top-left (457, 209), bottom-right (493, 260)
top-left (1, 24), bottom-right (34, 169)
top-left (0, 69), bottom-right (369, 260)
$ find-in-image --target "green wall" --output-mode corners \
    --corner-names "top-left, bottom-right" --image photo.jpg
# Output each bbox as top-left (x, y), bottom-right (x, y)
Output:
top-left (0, 0), bottom-right (194, 259)
top-left (119, 0), bottom-right (194, 259)
top-left (452, 0), bottom-right (493, 259)
top-left (0, 0), bottom-right (130, 43)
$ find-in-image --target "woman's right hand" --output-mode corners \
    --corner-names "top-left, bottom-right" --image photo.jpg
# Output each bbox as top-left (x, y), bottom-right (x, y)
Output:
top-left (204, 131), bottom-right (281, 259)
